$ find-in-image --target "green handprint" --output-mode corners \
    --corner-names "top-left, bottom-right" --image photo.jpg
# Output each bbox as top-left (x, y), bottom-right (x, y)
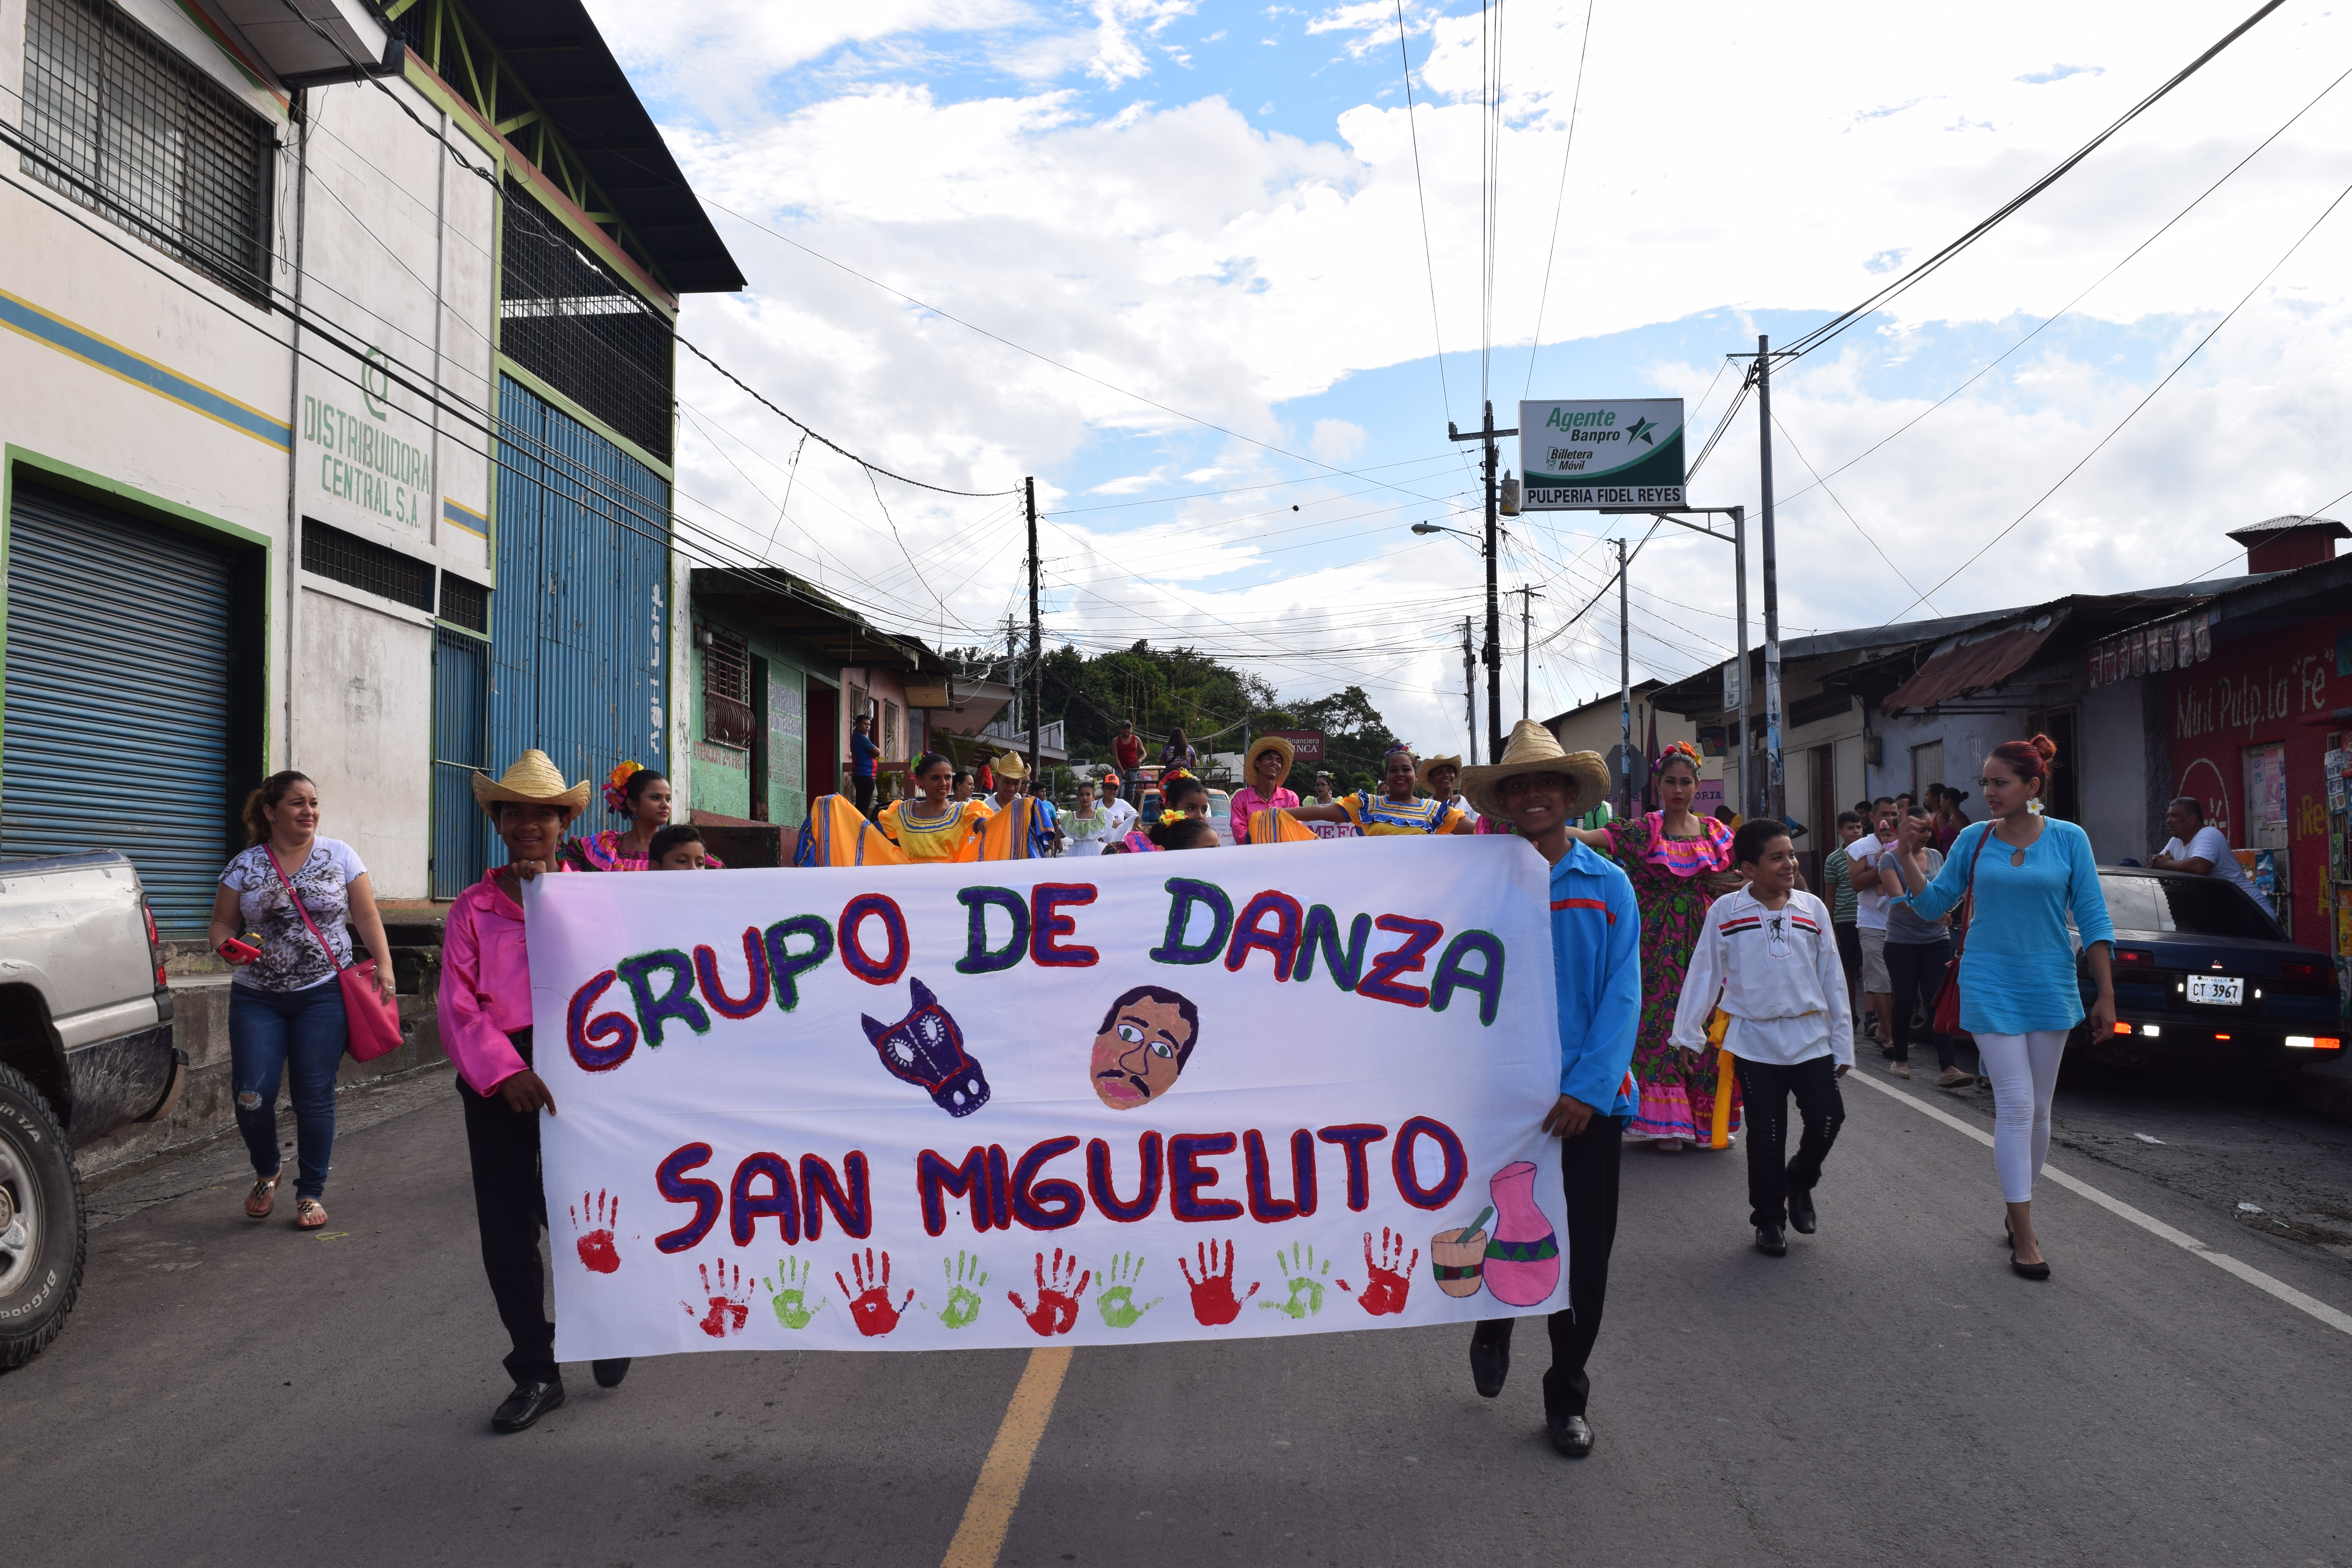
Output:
top-left (1094, 1251), bottom-right (1162, 1329)
top-left (934, 1250), bottom-right (990, 1329)
top-left (1261, 1240), bottom-right (1330, 1319)
top-left (766, 1255), bottom-right (826, 1330)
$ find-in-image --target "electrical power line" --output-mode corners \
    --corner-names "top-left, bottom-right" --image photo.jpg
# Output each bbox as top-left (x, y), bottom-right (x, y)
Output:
top-left (1888, 166), bottom-right (2352, 620)
top-left (1522, 0), bottom-right (1595, 398)
top-left (1777, 0), bottom-right (2287, 363)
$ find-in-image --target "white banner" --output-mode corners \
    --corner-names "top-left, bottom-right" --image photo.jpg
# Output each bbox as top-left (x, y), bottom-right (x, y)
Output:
top-left (530, 837), bottom-right (1568, 1358)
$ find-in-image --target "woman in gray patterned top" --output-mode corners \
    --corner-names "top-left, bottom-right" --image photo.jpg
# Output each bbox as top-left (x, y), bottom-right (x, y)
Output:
top-left (206, 771), bottom-right (394, 1229)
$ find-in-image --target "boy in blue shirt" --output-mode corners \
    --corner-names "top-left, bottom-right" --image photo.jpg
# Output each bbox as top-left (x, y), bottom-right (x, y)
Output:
top-left (1456, 720), bottom-right (1641, 1458)
top-left (850, 713), bottom-right (879, 819)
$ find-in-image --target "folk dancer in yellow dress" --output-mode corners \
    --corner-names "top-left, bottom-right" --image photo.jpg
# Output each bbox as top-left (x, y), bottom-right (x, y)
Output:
top-left (1285, 743), bottom-right (1476, 836)
top-left (876, 753), bottom-right (990, 864)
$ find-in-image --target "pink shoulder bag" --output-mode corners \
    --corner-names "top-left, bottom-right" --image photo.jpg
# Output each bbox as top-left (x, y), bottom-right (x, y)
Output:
top-left (265, 846), bottom-right (405, 1062)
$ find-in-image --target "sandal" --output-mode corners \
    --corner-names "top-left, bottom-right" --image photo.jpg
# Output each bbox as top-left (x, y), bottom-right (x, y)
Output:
top-left (295, 1198), bottom-right (329, 1230)
top-left (244, 1174), bottom-right (279, 1220)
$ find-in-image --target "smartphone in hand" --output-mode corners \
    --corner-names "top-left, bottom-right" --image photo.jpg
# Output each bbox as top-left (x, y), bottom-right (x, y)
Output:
top-left (218, 937), bottom-right (261, 965)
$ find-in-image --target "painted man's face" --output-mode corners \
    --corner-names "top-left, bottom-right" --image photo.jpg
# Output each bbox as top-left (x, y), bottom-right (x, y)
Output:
top-left (1090, 996), bottom-right (1196, 1110)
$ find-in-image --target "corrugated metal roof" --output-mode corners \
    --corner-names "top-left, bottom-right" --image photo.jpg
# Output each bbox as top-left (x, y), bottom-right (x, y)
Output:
top-left (1879, 611), bottom-right (2067, 714)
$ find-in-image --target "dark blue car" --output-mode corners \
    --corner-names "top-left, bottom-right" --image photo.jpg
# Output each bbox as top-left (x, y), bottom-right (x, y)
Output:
top-left (2078, 867), bottom-right (2343, 1071)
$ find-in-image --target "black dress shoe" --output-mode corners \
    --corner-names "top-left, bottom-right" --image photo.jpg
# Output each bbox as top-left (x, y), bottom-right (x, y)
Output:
top-left (592, 1357), bottom-right (631, 1389)
top-left (491, 1379), bottom-right (566, 1433)
top-left (1547, 1413), bottom-right (1595, 1457)
top-left (1469, 1336), bottom-right (1510, 1398)
top-left (1788, 1191), bottom-right (1817, 1234)
top-left (1754, 1223), bottom-right (1788, 1257)
top-left (2009, 1248), bottom-right (2052, 1281)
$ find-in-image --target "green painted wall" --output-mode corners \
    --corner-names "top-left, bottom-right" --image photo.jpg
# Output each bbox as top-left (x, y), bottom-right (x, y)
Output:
top-left (690, 604), bottom-right (831, 827)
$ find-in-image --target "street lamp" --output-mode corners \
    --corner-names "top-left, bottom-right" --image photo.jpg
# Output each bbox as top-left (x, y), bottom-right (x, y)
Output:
top-left (1411, 521), bottom-right (1481, 541)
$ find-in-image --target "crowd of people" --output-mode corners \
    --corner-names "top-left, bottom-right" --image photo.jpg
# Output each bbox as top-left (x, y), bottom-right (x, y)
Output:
top-left (205, 715), bottom-right (2120, 1450)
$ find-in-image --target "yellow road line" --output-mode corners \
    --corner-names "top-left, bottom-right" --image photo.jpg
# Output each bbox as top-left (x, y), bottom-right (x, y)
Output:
top-left (940, 1347), bottom-right (1073, 1568)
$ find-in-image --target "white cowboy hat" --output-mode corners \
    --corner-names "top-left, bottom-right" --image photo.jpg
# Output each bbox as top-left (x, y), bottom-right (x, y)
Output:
top-left (1458, 720), bottom-right (1611, 820)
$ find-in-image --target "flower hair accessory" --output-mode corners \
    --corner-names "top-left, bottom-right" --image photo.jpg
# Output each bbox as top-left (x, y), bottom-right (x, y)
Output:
top-left (1158, 809), bottom-right (1187, 826)
top-left (603, 760), bottom-right (644, 814)
top-left (1653, 740), bottom-right (1702, 774)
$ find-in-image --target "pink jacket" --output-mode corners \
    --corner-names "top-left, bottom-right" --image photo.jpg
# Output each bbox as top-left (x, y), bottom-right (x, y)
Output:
top-left (438, 869), bottom-right (546, 1094)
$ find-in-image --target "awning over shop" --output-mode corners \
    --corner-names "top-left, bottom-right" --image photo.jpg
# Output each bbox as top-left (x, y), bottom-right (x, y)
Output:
top-left (1880, 612), bottom-right (2065, 714)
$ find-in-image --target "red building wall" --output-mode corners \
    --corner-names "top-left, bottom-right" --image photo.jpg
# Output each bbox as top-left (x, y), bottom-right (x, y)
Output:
top-left (2165, 609), bottom-right (2351, 944)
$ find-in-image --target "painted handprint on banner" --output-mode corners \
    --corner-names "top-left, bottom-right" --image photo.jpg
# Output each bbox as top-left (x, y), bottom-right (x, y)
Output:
top-left (934, 1250), bottom-right (990, 1330)
top-left (1336, 1228), bottom-right (1419, 1317)
top-left (1094, 1252), bottom-right (1161, 1329)
top-left (764, 1256), bottom-right (826, 1330)
top-left (683, 1255), bottom-right (754, 1338)
top-left (1178, 1238), bottom-right (1260, 1326)
top-left (570, 1189), bottom-right (621, 1274)
top-left (1007, 1248), bottom-right (1091, 1338)
top-left (837, 1248), bottom-right (914, 1338)
top-left (1260, 1241), bottom-right (1332, 1320)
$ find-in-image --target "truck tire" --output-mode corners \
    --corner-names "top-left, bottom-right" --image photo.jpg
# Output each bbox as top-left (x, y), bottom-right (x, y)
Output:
top-left (0, 1060), bottom-right (83, 1368)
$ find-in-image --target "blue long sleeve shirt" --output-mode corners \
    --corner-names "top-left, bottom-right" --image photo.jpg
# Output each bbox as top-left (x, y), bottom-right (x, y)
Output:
top-left (1899, 818), bottom-right (2114, 1035)
top-left (1548, 839), bottom-right (1643, 1116)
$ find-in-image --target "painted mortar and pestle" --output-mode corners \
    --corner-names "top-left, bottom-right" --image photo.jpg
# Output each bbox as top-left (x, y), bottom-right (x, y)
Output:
top-left (1431, 1205), bottom-right (1494, 1298)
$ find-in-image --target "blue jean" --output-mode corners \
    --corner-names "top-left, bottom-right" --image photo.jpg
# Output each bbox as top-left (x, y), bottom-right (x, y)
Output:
top-left (229, 978), bottom-right (346, 1200)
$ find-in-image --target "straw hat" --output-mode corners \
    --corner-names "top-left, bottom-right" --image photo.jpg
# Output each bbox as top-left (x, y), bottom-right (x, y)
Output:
top-left (993, 751), bottom-right (1028, 780)
top-left (471, 750), bottom-right (592, 821)
top-left (1245, 733), bottom-right (1294, 777)
top-left (1458, 720), bottom-right (1610, 820)
top-left (1416, 753), bottom-right (1464, 791)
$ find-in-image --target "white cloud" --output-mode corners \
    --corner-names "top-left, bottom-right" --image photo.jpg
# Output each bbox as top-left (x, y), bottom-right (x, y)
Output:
top-left (610, 0), bottom-right (2352, 749)
top-left (1311, 418), bottom-right (1368, 461)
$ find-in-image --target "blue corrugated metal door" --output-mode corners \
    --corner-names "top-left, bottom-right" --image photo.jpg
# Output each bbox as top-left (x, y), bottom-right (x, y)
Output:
top-left (4, 483), bottom-right (233, 932)
top-left (431, 626), bottom-right (490, 898)
top-left (491, 376), bottom-right (668, 799)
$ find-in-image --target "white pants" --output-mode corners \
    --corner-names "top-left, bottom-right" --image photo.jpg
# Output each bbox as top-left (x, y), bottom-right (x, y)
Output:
top-left (1975, 1030), bottom-right (2069, 1203)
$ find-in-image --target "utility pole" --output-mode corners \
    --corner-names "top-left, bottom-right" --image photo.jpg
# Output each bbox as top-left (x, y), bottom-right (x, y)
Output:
top-left (1733, 505), bottom-right (1750, 820)
top-left (1448, 399), bottom-right (1517, 761)
top-left (1616, 537), bottom-right (1632, 814)
top-left (1003, 616), bottom-right (1020, 739)
top-left (1754, 337), bottom-right (1784, 823)
top-left (1021, 472), bottom-right (1040, 780)
top-left (1517, 584), bottom-right (1545, 722)
top-left (1460, 617), bottom-right (1477, 766)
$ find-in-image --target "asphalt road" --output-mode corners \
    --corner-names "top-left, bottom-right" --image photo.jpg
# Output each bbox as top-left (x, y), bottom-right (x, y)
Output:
top-left (8, 1054), bottom-right (2352, 1568)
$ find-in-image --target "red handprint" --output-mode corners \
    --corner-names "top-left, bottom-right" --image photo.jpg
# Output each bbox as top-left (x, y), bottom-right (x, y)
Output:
top-left (1336, 1227), bottom-right (1419, 1317)
top-left (836, 1248), bottom-right (913, 1338)
top-left (682, 1256), bottom-right (752, 1338)
top-left (1006, 1248), bottom-right (1092, 1337)
top-left (1177, 1239), bottom-right (1259, 1326)
top-left (570, 1189), bottom-right (621, 1274)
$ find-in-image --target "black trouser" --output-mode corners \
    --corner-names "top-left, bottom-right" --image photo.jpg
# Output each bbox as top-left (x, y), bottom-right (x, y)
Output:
top-left (458, 1028), bottom-right (556, 1385)
top-left (1886, 938), bottom-right (1956, 1070)
top-left (1733, 1054), bottom-right (1844, 1229)
top-left (1470, 1113), bottom-right (1623, 1418)
top-left (853, 776), bottom-right (876, 818)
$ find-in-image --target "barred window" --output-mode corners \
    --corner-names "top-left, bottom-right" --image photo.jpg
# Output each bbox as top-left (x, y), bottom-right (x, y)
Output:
top-left (438, 572), bottom-right (489, 633)
top-left (20, 0), bottom-right (273, 301)
top-left (500, 181), bottom-right (673, 459)
top-left (703, 627), bottom-right (753, 746)
top-left (302, 518), bottom-right (435, 611)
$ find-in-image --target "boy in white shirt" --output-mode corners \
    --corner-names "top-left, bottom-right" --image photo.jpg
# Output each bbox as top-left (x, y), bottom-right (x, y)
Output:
top-left (1672, 820), bottom-right (1853, 1257)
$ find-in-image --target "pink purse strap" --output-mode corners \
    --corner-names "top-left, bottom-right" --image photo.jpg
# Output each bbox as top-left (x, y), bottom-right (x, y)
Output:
top-left (262, 844), bottom-right (348, 973)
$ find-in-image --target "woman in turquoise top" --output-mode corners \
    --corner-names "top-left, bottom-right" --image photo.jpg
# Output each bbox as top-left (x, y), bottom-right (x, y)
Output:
top-left (1890, 735), bottom-right (2114, 1281)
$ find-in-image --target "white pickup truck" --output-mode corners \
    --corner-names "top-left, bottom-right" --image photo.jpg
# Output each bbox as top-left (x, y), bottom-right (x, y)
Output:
top-left (0, 849), bottom-right (180, 1367)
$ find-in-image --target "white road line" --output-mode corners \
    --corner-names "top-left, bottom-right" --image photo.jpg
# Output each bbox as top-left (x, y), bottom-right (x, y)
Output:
top-left (1847, 1069), bottom-right (2352, 1337)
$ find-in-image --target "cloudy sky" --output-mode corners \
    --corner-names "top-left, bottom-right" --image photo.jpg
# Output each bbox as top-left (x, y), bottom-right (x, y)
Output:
top-left (590, 0), bottom-right (2352, 755)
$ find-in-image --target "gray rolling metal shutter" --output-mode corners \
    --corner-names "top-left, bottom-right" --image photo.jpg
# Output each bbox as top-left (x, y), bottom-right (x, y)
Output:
top-left (4, 483), bottom-right (234, 933)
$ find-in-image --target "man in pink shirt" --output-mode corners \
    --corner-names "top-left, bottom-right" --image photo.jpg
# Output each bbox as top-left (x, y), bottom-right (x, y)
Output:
top-left (442, 751), bottom-right (627, 1433)
top-left (1230, 735), bottom-right (1301, 844)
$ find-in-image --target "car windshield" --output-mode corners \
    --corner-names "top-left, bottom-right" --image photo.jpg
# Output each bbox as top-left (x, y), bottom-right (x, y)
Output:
top-left (2100, 873), bottom-right (2283, 941)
